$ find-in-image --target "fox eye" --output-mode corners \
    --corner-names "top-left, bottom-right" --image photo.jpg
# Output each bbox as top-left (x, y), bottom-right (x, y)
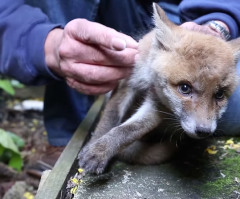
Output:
top-left (178, 84), bottom-right (192, 95)
top-left (215, 89), bottom-right (224, 100)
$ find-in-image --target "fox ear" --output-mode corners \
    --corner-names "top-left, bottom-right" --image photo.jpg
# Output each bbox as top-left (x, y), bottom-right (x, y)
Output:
top-left (152, 3), bottom-right (176, 50)
top-left (228, 38), bottom-right (240, 63)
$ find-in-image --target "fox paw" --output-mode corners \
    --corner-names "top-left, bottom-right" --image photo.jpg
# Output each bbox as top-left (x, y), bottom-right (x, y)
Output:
top-left (78, 138), bottom-right (112, 174)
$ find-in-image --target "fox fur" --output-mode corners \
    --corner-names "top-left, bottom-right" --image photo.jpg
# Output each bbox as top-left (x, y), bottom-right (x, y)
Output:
top-left (78, 3), bottom-right (240, 174)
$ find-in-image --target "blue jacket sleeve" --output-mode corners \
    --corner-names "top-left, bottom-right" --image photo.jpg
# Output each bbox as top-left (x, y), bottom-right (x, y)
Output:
top-left (179, 0), bottom-right (240, 39)
top-left (0, 0), bottom-right (62, 85)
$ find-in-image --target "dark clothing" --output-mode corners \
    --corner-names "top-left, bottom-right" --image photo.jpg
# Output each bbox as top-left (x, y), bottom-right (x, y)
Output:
top-left (1, 0), bottom-right (240, 145)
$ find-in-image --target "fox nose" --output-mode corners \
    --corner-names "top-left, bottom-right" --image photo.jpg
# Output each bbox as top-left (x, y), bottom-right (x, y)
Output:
top-left (195, 127), bottom-right (211, 138)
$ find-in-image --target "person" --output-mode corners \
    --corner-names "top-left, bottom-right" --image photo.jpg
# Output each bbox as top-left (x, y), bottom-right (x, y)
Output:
top-left (0, 0), bottom-right (240, 157)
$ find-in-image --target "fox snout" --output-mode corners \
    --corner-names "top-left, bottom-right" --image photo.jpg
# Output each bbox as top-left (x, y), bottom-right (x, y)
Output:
top-left (180, 117), bottom-right (217, 139)
top-left (195, 126), bottom-right (213, 138)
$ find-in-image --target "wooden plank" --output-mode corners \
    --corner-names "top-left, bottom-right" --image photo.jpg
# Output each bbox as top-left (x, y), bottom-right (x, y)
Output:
top-left (35, 95), bottom-right (105, 199)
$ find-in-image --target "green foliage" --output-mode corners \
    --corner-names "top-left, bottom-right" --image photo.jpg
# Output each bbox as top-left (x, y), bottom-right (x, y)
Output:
top-left (0, 78), bottom-right (24, 95)
top-left (0, 79), bottom-right (15, 95)
top-left (10, 79), bottom-right (25, 89)
top-left (7, 131), bottom-right (25, 149)
top-left (0, 128), bottom-right (25, 171)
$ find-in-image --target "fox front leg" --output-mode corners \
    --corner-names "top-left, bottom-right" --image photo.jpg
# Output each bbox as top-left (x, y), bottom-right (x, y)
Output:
top-left (89, 86), bottom-right (137, 142)
top-left (78, 97), bottom-right (161, 174)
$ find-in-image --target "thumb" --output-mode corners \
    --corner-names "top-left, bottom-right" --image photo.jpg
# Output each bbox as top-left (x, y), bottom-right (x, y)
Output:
top-left (67, 19), bottom-right (138, 51)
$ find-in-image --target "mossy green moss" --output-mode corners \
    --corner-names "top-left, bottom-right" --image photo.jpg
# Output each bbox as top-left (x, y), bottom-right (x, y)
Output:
top-left (200, 141), bottom-right (240, 199)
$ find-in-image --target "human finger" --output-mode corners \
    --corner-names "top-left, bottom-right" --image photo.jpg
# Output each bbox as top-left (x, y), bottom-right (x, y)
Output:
top-left (59, 26), bottom-right (138, 67)
top-left (59, 40), bottom-right (138, 67)
top-left (61, 62), bottom-right (132, 84)
top-left (181, 22), bottom-right (221, 38)
top-left (66, 77), bottom-right (118, 95)
top-left (66, 19), bottom-right (138, 51)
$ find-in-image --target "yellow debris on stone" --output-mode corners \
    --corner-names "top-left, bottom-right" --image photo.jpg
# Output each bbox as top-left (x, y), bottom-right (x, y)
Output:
top-left (78, 168), bottom-right (84, 173)
top-left (67, 168), bottom-right (86, 196)
top-left (225, 138), bottom-right (234, 145)
top-left (70, 186), bottom-right (78, 194)
top-left (206, 145), bottom-right (218, 155)
top-left (223, 138), bottom-right (240, 152)
top-left (23, 192), bottom-right (34, 199)
top-left (71, 178), bottom-right (79, 185)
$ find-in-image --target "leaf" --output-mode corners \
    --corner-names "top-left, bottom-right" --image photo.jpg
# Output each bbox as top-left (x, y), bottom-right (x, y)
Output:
top-left (0, 129), bottom-right (23, 171)
top-left (0, 129), bottom-right (19, 153)
top-left (8, 153), bottom-right (23, 171)
top-left (0, 79), bottom-right (15, 95)
top-left (6, 131), bottom-right (25, 149)
top-left (10, 79), bottom-right (24, 88)
top-left (0, 145), bottom-right (4, 156)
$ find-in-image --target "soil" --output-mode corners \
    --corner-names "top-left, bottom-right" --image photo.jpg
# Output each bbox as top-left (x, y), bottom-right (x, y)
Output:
top-left (0, 86), bottom-right (48, 198)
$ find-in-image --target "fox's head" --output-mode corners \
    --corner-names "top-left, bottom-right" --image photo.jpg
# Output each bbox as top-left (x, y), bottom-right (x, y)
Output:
top-left (131, 3), bottom-right (240, 138)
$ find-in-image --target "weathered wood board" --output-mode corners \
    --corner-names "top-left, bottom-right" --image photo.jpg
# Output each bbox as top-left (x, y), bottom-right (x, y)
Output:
top-left (35, 96), bottom-right (105, 199)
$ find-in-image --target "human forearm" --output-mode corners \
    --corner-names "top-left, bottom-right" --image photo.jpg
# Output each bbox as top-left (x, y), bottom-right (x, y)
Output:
top-left (0, 0), bottom-right (61, 85)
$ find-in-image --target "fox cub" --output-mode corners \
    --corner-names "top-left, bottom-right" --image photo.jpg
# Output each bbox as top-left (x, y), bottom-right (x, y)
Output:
top-left (78, 3), bottom-right (240, 174)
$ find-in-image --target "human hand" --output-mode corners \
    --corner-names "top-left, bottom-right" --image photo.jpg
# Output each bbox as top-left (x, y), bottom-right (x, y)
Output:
top-left (180, 21), bottom-right (230, 40)
top-left (44, 19), bottom-right (138, 95)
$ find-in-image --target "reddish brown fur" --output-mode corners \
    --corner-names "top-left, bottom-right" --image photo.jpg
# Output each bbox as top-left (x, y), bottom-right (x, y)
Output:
top-left (78, 4), bottom-right (240, 174)
top-left (131, 3), bottom-right (240, 138)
